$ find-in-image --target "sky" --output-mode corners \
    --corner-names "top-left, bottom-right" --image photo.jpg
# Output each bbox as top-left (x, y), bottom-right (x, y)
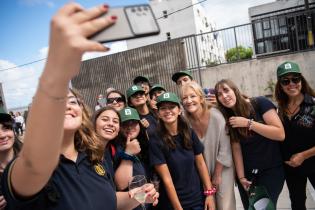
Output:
top-left (0, 0), bottom-right (274, 110)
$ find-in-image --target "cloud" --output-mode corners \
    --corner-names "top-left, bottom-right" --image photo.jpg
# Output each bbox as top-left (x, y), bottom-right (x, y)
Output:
top-left (0, 49), bottom-right (45, 109)
top-left (82, 41), bottom-right (128, 61)
top-left (38, 46), bottom-right (49, 59)
top-left (19, 0), bottom-right (55, 8)
top-left (0, 41), bottom-right (128, 109)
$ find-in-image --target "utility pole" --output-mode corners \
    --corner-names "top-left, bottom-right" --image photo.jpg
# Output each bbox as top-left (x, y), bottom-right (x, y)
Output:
top-left (304, 0), bottom-right (314, 47)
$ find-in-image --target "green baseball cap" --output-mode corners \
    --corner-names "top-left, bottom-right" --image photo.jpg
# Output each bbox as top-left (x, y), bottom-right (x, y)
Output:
top-left (0, 108), bottom-right (13, 123)
top-left (119, 107), bottom-right (140, 123)
top-left (126, 85), bottom-right (145, 99)
top-left (149, 84), bottom-right (166, 97)
top-left (133, 76), bottom-right (150, 85)
top-left (277, 61), bottom-right (301, 78)
top-left (156, 92), bottom-right (180, 107)
top-left (171, 70), bottom-right (193, 83)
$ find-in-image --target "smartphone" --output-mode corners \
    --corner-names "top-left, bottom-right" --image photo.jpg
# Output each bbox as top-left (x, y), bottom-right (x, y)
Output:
top-left (90, 4), bottom-right (160, 43)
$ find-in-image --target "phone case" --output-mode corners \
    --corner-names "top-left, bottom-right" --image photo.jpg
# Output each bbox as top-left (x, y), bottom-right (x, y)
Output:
top-left (90, 4), bottom-right (160, 43)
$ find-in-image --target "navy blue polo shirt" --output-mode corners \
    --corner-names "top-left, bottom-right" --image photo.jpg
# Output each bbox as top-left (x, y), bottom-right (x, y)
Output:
top-left (241, 96), bottom-right (283, 174)
top-left (149, 129), bottom-right (204, 210)
top-left (139, 112), bottom-right (158, 137)
top-left (2, 152), bottom-right (117, 210)
top-left (280, 94), bottom-right (315, 174)
top-left (113, 146), bottom-right (146, 188)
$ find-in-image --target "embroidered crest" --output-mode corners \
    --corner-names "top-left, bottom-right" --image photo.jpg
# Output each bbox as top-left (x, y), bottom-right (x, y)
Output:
top-left (125, 109), bottom-right (132, 115)
top-left (284, 63), bottom-right (292, 69)
top-left (94, 163), bottom-right (106, 176)
top-left (163, 93), bottom-right (170, 98)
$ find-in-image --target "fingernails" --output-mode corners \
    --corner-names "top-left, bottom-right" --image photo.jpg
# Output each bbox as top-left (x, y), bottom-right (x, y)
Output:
top-left (111, 15), bottom-right (117, 20)
top-left (103, 4), bottom-right (109, 9)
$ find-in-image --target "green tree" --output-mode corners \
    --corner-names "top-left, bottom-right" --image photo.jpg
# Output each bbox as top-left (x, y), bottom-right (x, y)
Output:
top-left (225, 46), bottom-right (253, 62)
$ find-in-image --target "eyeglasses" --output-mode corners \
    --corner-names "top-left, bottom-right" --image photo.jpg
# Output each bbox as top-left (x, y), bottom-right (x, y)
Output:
top-left (280, 76), bottom-right (301, 86)
top-left (107, 97), bottom-right (125, 104)
top-left (67, 97), bottom-right (81, 106)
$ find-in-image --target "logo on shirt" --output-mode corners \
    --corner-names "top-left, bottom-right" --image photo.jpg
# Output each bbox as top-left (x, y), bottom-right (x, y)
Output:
top-left (94, 163), bottom-right (106, 176)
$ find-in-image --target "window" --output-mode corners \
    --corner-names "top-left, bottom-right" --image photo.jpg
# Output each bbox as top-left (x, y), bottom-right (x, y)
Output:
top-left (263, 20), bottom-right (271, 37)
top-left (255, 22), bottom-right (263, 39)
top-left (166, 32), bottom-right (171, 40)
top-left (163, 10), bottom-right (168, 18)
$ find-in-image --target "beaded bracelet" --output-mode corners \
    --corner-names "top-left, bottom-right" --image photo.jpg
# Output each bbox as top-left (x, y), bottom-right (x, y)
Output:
top-left (204, 187), bottom-right (217, 196)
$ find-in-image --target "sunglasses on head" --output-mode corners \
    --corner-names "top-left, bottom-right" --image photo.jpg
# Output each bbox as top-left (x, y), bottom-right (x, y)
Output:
top-left (280, 76), bottom-right (302, 86)
top-left (107, 97), bottom-right (125, 104)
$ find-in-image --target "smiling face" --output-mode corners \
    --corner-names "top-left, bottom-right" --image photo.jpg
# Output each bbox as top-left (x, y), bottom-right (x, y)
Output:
top-left (107, 92), bottom-right (125, 111)
top-left (216, 83), bottom-right (237, 109)
top-left (181, 86), bottom-right (203, 114)
top-left (0, 123), bottom-right (15, 152)
top-left (96, 109), bottom-right (120, 142)
top-left (64, 92), bottom-right (83, 132)
top-left (279, 73), bottom-right (302, 98)
top-left (158, 102), bottom-right (181, 125)
top-left (120, 120), bottom-right (140, 140)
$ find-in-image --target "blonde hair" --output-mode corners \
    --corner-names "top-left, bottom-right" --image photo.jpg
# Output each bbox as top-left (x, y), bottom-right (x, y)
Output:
top-left (70, 89), bottom-right (105, 164)
top-left (180, 81), bottom-right (211, 122)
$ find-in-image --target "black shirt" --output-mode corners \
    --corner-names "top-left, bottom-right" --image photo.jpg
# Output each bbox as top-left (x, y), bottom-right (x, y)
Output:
top-left (149, 129), bottom-right (204, 210)
top-left (2, 152), bottom-right (117, 210)
top-left (280, 94), bottom-right (315, 174)
top-left (240, 97), bottom-right (283, 173)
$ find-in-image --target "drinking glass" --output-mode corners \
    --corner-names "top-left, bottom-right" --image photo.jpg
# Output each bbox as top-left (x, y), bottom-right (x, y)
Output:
top-left (129, 175), bottom-right (147, 210)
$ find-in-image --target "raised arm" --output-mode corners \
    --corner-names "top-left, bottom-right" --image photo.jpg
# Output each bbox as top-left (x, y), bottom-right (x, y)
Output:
top-left (229, 109), bottom-right (285, 141)
top-left (10, 3), bottom-right (115, 197)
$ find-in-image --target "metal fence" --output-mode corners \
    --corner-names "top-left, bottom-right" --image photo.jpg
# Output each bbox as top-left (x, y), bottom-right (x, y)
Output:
top-left (72, 9), bottom-right (315, 109)
top-left (252, 9), bottom-right (315, 56)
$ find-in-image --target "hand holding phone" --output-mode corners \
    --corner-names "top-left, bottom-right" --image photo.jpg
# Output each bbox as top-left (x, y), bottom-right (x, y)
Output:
top-left (90, 4), bottom-right (160, 43)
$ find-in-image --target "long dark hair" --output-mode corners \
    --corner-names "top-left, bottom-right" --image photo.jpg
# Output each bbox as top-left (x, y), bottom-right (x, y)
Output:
top-left (214, 79), bottom-right (256, 142)
top-left (158, 105), bottom-right (192, 150)
top-left (275, 74), bottom-right (315, 121)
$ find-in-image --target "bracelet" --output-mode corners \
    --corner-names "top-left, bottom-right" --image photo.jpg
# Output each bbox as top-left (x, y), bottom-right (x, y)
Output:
top-left (37, 81), bottom-right (67, 102)
top-left (204, 187), bottom-right (217, 196)
top-left (247, 119), bottom-right (254, 130)
top-left (239, 177), bottom-right (246, 180)
top-left (117, 151), bottom-right (139, 162)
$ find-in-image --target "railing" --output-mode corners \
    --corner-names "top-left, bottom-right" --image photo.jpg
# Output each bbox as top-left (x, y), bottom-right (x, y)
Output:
top-left (72, 9), bottom-right (315, 109)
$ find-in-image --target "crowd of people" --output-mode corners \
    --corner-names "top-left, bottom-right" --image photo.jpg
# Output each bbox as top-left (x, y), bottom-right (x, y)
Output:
top-left (0, 2), bottom-right (314, 210)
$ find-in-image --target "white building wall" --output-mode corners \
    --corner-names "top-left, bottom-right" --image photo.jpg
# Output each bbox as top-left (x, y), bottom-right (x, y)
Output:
top-left (126, 0), bottom-right (225, 65)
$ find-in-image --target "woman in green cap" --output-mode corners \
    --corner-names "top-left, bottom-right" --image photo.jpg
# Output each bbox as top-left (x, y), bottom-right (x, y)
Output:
top-left (275, 61), bottom-right (315, 210)
top-left (149, 92), bottom-right (216, 210)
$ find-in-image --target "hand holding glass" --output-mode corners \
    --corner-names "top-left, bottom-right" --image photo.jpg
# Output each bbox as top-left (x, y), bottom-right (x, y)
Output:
top-left (129, 175), bottom-right (147, 209)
